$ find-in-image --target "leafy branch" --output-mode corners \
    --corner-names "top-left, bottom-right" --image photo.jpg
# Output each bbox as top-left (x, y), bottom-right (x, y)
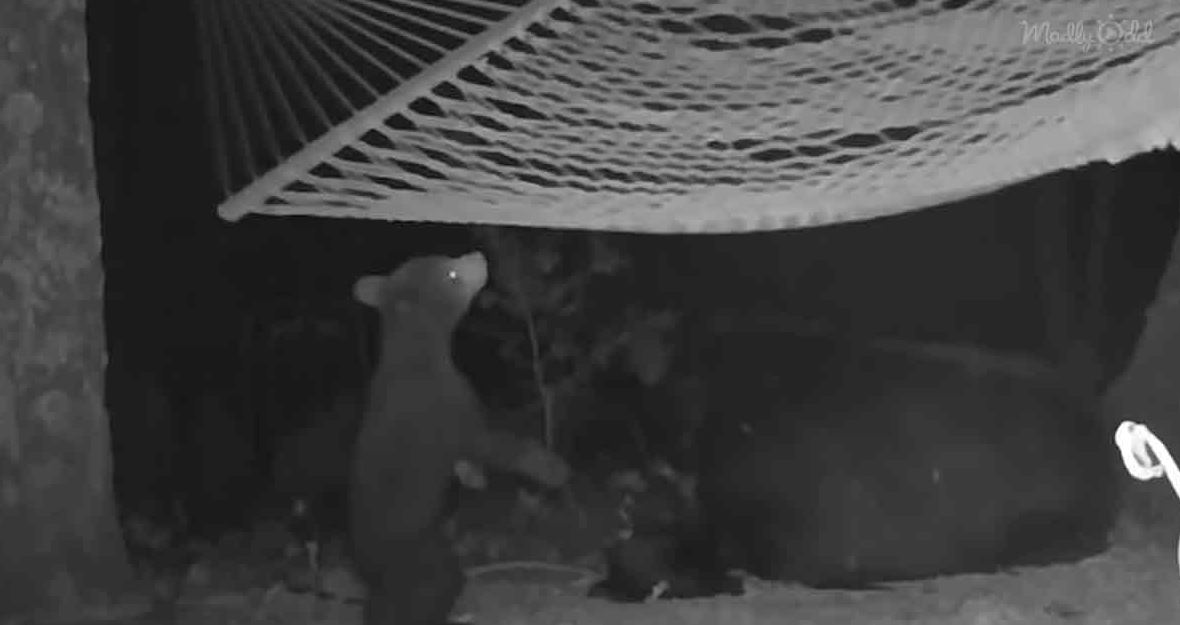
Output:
top-left (469, 227), bottom-right (676, 452)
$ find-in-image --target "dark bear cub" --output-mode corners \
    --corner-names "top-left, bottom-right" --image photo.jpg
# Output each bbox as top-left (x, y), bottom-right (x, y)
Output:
top-left (349, 251), bottom-right (568, 625)
top-left (590, 462), bottom-right (743, 602)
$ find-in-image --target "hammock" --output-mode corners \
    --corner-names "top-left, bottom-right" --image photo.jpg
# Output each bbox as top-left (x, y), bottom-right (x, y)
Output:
top-left (195, 0), bottom-right (1180, 233)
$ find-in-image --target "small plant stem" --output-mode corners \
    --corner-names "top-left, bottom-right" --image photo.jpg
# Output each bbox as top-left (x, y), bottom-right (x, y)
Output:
top-left (521, 304), bottom-right (555, 449)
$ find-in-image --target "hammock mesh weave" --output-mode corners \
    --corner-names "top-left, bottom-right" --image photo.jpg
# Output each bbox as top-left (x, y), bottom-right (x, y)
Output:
top-left (197, 0), bottom-right (1180, 232)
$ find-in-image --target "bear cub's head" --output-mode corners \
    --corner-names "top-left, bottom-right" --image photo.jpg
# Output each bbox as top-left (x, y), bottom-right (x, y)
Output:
top-left (353, 251), bottom-right (488, 334)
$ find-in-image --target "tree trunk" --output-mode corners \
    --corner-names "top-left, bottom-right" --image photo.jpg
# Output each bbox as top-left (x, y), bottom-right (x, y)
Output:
top-left (1033, 172), bottom-right (1074, 367)
top-left (0, 0), bottom-right (132, 618)
top-left (1107, 217), bottom-right (1180, 433)
top-left (1107, 224), bottom-right (1180, 424)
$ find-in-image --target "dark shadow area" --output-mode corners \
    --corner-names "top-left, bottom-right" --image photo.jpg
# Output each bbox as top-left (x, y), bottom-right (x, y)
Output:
top-left (85, 1), bottom-right (1180, 606)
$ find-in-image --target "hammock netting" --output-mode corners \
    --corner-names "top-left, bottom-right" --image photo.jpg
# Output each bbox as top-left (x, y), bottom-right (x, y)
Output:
top-left (196, 0), bottom-right (1180, 233)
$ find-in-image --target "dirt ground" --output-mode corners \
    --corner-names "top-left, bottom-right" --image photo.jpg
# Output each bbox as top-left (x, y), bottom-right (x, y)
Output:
top-left (33, 484), bottom-right (1180, 625)
top-left (461, 540), bottom-right (1180, 625)
top-left (234, 525), bottom-right (1180, 625)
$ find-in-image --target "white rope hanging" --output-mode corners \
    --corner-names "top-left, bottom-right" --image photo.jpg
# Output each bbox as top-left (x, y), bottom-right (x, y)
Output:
top-left (1115, 421), bottom-right (1180, 581)
top-left (196, 1), bottom-right (1180, 232)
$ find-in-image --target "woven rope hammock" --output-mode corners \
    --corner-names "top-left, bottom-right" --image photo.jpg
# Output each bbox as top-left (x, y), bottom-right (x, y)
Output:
top-left (196, 0), bottom-right (1180, 233)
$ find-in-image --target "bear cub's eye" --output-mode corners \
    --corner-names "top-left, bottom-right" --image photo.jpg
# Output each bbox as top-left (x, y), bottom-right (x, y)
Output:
top-left (446, 269), bottom-right (459, 281)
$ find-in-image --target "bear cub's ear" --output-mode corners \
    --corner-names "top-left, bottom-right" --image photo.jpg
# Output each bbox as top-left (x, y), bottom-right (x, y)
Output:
top-left (353, 275), bottom-right (385, 307)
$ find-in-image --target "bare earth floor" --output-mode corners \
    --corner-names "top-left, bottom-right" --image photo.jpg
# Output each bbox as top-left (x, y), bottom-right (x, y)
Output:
top-left (458, 541), bottom-right (1179, 625)
top-left (234, 528), bottom-right (1180, 625)
top-left (39, 506), bottom-right (1180, 625)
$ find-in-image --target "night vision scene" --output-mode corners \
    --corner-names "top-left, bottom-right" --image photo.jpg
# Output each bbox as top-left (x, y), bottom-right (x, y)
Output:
top-left (4, 2), bottom-right (1180, 625)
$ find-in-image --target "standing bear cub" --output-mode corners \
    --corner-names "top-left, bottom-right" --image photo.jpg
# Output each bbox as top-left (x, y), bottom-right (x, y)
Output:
top-left (350, 251), bottom-right (569, 625)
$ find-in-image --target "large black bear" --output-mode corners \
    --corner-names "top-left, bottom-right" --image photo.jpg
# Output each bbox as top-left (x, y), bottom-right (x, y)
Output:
top-left (592, 333), bottom-right (1120, 598)
top-left (694, 334), bottom-right (1119, 588)
top-left (349, 251), bottom-right (569, 625)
